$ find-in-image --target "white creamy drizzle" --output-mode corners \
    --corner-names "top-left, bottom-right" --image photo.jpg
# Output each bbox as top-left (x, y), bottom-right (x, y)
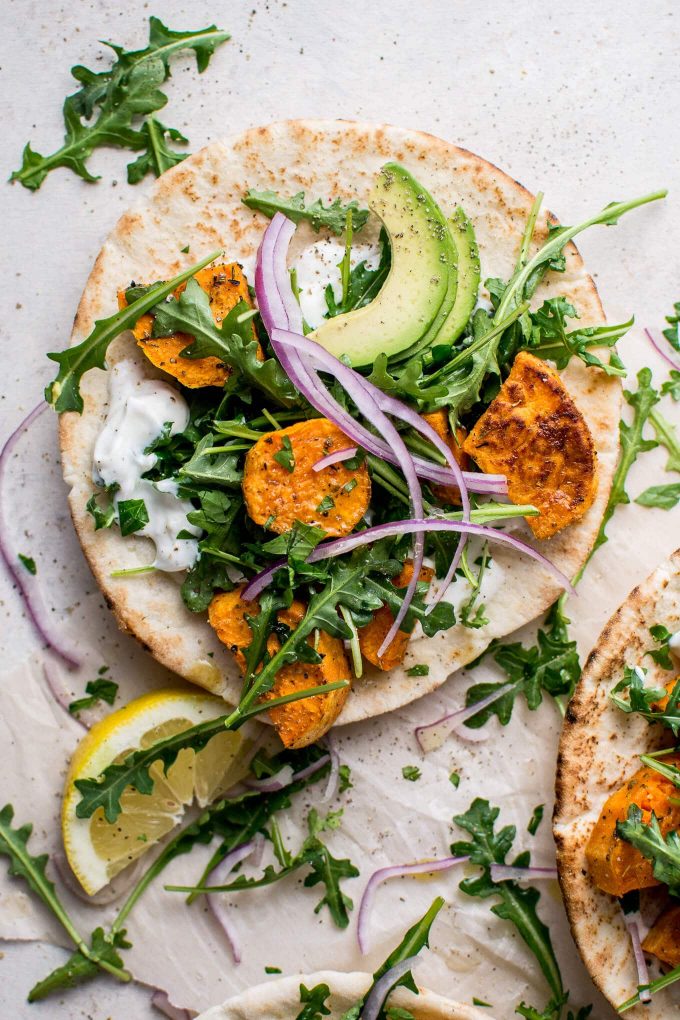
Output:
top-left (93, 360), bottom-right (200, 572)
top-left (670, 631), bottom-right (680, 658)
top-left (294, 238), bottom-right (381, 329)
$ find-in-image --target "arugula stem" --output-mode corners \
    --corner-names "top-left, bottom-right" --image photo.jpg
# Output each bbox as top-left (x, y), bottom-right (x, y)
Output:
top-left (618, 963), bottom-right (680, 1011)
top-left (340, 604), bottom-right (363, 679)
top-left (516, 192), bottom-right (544, 270)
top-left (426, 300), bottom-right (530, 380)
top-left (199, 547), bottom-right (253, 570)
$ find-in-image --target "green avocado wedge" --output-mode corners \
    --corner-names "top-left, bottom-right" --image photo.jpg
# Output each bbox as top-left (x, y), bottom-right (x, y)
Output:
top-left (392, 205), bottom-right (480, 362)
top-left (310, 163), bottom-right (452, 366)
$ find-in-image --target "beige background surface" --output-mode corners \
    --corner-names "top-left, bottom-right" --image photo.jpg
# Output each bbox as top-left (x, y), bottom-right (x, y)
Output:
top-left (1, 1), bottom-right (679, 1018)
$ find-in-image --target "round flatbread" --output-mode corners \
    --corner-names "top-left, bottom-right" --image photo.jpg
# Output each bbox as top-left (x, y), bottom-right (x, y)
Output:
top-left (554, 548), bottom-right (680, 1017)
top-left (60, 119), bottom-right (621, 721)
top-left (195, 970), bottom-right (495, 1019)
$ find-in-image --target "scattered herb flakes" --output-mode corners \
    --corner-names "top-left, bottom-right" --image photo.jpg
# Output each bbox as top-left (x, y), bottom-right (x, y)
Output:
top-left (117, 498), bottom-right (149, 536)
top-left (316, 495), bottom-right (335, 514)
top-left (12, 17), bottom-right (230, 191)
top-left (406, 664), bottom-right (429, 677)
top-left (343, 449), bottom-right (366, 471)
top-left (338, 764), bottom-right (353, 793)
top-left (263, 514), bottom-right (277, 530)
top-left (528, 805), bottom-right (545, 836)
top-left (449, 771), bottom-right (461, 789)
top-left (18, 554), bottom-right (36, 575)
top-left (636, 482), bottom-right (680, 510)
top-left (265, 965), bottom-right (282, 974)
top-left (342, 478), bottom-right (358, 494)
top-left (273, 435), bottom-right (296, 473)
top-left (243, 189), bottom-right (369, 235)
top-left (472, 998), bottom-right (492, 1008)
top-left (402, 765), bottom-right (422, 782)
top-left (181, 244), bottom-right (190, 254)
top-left (69, 678), bottom-right (119, 715)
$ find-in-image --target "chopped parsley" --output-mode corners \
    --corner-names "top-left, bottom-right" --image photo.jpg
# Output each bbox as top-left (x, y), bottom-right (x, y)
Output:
top-left (273, 435), bottom-right (296, 473)
top-left (402, 765), bottom-right (421, 782)
top-left (69, 678), bottom-right (119, 715)
top-left (406, 664), bottom-right (429, 677)
top-left (18, 554), bottom-right (36, 575)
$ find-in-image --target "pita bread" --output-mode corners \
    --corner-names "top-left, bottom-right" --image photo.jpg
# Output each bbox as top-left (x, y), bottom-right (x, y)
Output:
top-left (195, 970), bottom-right (495, 1019)
top-left (59, 119), bottom-right (621, 721)
top-left (554, 548), bottom-right (680, 1017)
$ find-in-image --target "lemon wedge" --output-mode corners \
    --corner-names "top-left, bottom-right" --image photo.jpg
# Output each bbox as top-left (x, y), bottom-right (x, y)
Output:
top-left (62, 689), bottom-right (252, 895)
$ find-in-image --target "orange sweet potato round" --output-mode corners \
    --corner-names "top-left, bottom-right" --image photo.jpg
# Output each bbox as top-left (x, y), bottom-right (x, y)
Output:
top-left (421, 409), bottom-right (470, 506)
top-left (242, 419), bottom-right (371, 537)
top-left (118, 262), bottom-right (259, 389)
top-left (585, 757), bottom-right (680, 897)
top-left (641, 904), bottom-right (680, 967)
top-left (359, 561), bottom-right (434, 671)
top-left (208, 587), bottom-right (351, 748)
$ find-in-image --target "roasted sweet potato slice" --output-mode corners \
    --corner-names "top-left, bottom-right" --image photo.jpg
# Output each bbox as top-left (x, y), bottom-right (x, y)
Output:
top-left (642, 904), bottom-right (680, 967)
top-left (585, 757), bottom-right (680, 897)
top-left (359, 560), bottom-right (435, 671)
top-left (242, 419), bottom-right (371, 537)
top-left (208, 587), bottom-right (351, 748)
top-left (118, 263), bottom-right (258, 389)
top-left (462, 351), bottom-right (597, 539)
top-left (421, 409), bottom-right (470, 506)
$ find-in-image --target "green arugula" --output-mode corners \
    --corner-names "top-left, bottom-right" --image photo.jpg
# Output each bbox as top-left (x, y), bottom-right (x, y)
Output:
top-left (86, 486), bottom-right (117, 530)
top-left (617, 805), bottom-right (680, 895)
top-left (662, 370), bottom-right (680, 401)
top-left (516, 998), bottom-right (592, 1020)
top-left (402, 766), bottom-right (421, 782)
top-left (464, 600), bottom-right (580, 726)
top-left (12, 17), bottom-right (229, 190)
top-left (243, 189), bottom-right (369, 235)
top-left (126, 116), bottom-right (188, 183)
top-left (451, 799), bottom-right (563, 1004)
top-left (325, 229), bottom-right (391, 317)
top-left (636, 482), bottom-right (680, 509)
top-left (274, 435), bottom-right (296, 472)
top-left (610, 666), bottom-right (680, 733)
top-left (117, 498), bottom-right (149, 536)
top-left (46, 249), bottom-right (221, 413)
top-left (592, 368), bottom-right (660, 551)
top-left (178, 434), bottom-right (243, 487)
top-left (520, 297), bottom-right (628, 377)
top-left (169, 808), bottom-right (359, 929)
top-left (0, 805), bottom-right (130, 994)
top-left (296, 983), bottom-right (332, 1019)
top-left (646, 624), bottom-right (675, 670)
top-left (639, 753), bottom-right (680, 790)
top-left (18, 554), bottom-right (36, 575)
top-left (151, 280), bottom-right (300, 407)
top-left (663, 301), bottom-right (680, 353)
top-left (339, 898), bottom-right (445, 1020)
top-left (69, 677), bottom-right (119, 715)
top-left (650, 407), bottom-right (680, 471)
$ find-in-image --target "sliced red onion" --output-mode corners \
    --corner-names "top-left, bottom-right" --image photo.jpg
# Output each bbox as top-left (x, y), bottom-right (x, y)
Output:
top-left (42, 661), bottom-right (88, 729)
top-left (150, 989), bottom-right (196, 1020)
top-left (489, 864), bottom-right (558, 883)
top-left (0, 402), bottom-right (81, 668)
top-left (645, 327), bottom-right (680, 372)
top-left (323, 735), bottom-right (340, 801)
top-left (243, 559), bottom-right (286, 601)
top-left (415, 682), bottom-right (517, 753)
top-left (250, 831), bottom-right (266, 869)
top-left (623, 912), bottom-right (652, 1005)
top-left (313, 446), bottom-right (359, 472)
top-left (361, 956), bottom-right (421, 1020)
top-left (243, 764), bottom-right (294, 793)
top-left (206, 841), bottom-right (257, 964)
top-left (358, 856), bottom-right (469, 954)
top-left (292, 753), bottom-right (331, 781)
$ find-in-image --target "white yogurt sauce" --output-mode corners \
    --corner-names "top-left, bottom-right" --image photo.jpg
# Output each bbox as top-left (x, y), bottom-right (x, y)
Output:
top-left (294, 238), bottom-right (381, 329)
top-left (93, 360), bottom-right (200, 572)
top-left (670, 631), bottom-right (680, 659)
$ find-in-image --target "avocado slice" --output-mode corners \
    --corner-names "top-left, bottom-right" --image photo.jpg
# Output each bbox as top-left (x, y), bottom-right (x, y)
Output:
top-left (310, 163), bottom-right (452, 366)
top-left (392, 205), bottom-right (480, 362)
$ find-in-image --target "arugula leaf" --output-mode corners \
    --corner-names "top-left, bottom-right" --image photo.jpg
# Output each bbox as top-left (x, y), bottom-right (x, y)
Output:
top-left (297, 983), bottom-right (332, 1020)
top-left (647, 624), bottom-right (674, 670)
top-left (151, 282), bottom-right (300, 407)
top-left (69, 678), bottom-right (119, 715)
top-left (274, 435), bottom-right (296, 472)
top-left (117, 498), bottom-right (149, 536)
top-left (662, 370), bottom-right (680, 401)
top-left (29, 928), bottom-right (131, 1002)
top-left (465, 600), bottom-right (580, 726)
top-left (126, 116), bottom-right (188, 183)
top-left (610, 666), bottom-right (680, 734)
top-left (402, 766), bottom-right (422, 782)
top-left (522, 297), bottom-right (629, 377)
top-left (86, 487), bottom-right (117, 530)
top-left (635, 482), bottom-right (680, 509)
top-left (243, 189), bottom-right (369, 235)
top-left (178, 434), bottom-right (243, 486)
top-left (617, 805), bottom-right (680, 894)
top-left (592, 368), bottom-right (660, 551)
top-left (663, 301), bottom-right (680, 353)
top-left (528, 805), bottom-right (545, 836)
top-left (325, 229), bottom-right (391, 317)
top-left (650, 408), bottom-right (680, 472)
top-left (18, 554), bottom-right (37, 575)
top-left (451, 799), bottom-right (563, 1003)
top-left (46, 250), bottom-right (221, 413)
top-left (12, 17), bottom-right (229, 190)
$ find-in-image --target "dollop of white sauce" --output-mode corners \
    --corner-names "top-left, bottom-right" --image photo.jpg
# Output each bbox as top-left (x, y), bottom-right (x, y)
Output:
top-left (93, 360), bottom-right (200, 572)
top-left (294, 238), bottom-right (381, 329)
top-left (669, 631), bottom-right (680, 659)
